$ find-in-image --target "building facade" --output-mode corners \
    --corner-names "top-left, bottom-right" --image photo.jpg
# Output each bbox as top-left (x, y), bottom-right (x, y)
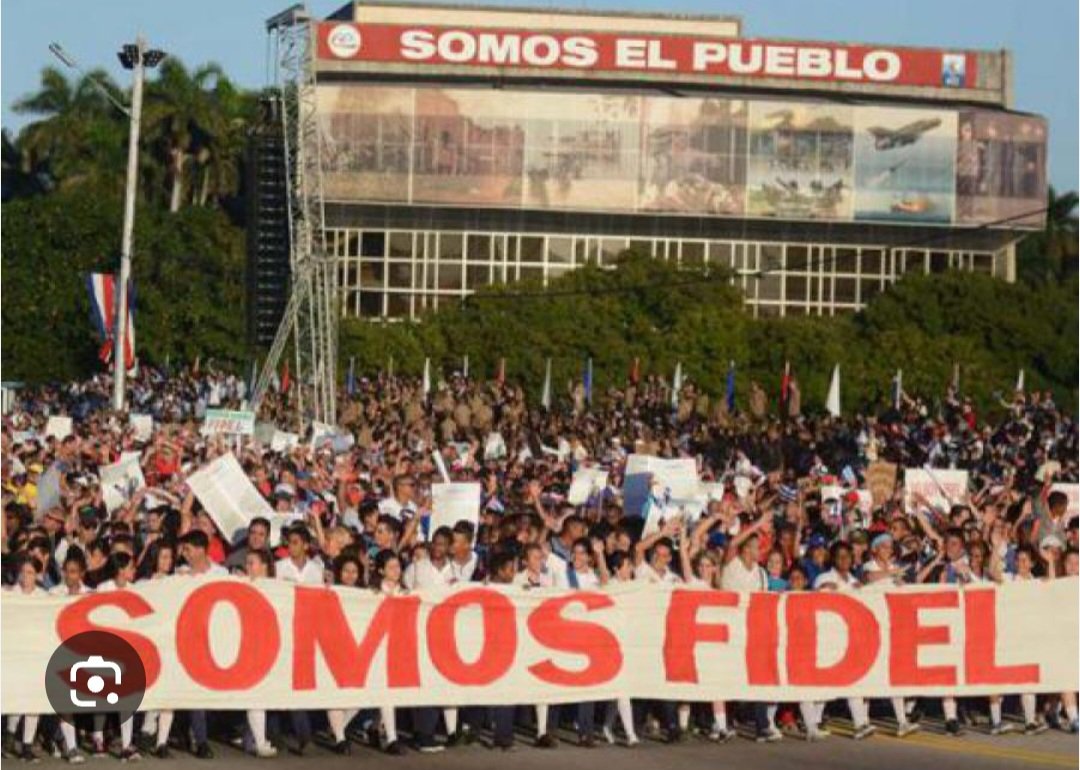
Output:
top-left (309, 2), bottom-right (1047, 320)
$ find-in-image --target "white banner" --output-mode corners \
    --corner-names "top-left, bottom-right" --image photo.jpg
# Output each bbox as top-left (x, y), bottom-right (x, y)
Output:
top-left (568, 467), bottom-right (608, 506)
top-left (129, 414), bottom-right (154, 442)
top-left (99, 456), bottom-right (147, 513)
top-left (44, 416), bottom-right (73, 441)
top-left (2, 578), bottom-right (1076, 713)
top-left (623, 455), bottom-right (701, 517)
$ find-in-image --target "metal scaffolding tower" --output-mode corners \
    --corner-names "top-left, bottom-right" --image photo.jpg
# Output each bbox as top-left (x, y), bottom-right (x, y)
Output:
top-left (251, 4), bottom-right (337, 427)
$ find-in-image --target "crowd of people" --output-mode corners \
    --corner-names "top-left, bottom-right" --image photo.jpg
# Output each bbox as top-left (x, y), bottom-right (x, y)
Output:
top-left (2, 364), bottom-right (1078, 762)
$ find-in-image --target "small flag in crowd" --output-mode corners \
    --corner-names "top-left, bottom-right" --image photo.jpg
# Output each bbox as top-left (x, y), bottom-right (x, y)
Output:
top-left (422, 357), bottom-right (432, 399)
top-left (346, 357), bottom-right (357, 397)
top-left (629, 357), bottom-right (640, 385)
top-left (496, 358), bottom-right (506, 386)
top-left (1016, 368), bottom-right (1025, 393)
top-left (86, 272), bottom-right (136, 369)
top-left (841, 465), bottom-right (858, 487)
top-left (952, 362), bottom-right (961, 393)
top-left (387, 356), bottom-right (394, 378)
top-left (281, 360), bottom-right (291, 394)
top-left (583, 358), bottom-right (594, 405)
top-left (892, 369), bottom-right (903, 410)
top-left (671, 361), bottom-right (683, 409)
top-left (462, 355), bottom-right (469, 380)
top-left (780, 360), bottom-right (791, 408)
top-left (541, 358), bottom-right (552, 410)
top-left (778, 484), bottom-right (798, 503)
top-left (725, 361), bottom-right (736, 413)
top-left (247, 358), bottom-right (259, 398)
top-left (825, 364), bottom-right (841, 418)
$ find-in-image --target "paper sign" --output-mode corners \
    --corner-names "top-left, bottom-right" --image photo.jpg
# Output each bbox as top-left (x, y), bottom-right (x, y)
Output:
top-left (201, 409), bottom-right (255, 436)
top-left (310, 421), bottom-right (336, 449)
top-left (1051, 484), bottom-right (1080, 520)
top-left (568, 467), bottom-right (608, 506)
top-left (129, 414), bottom-right (154, 442)
top-left (623, 454), bottom-right (700, 518)
top-left (484, 432), bottom-right (507, 461)
top-left (100, 456), bottom-right (147, 513)
top-left (187, 453), bottom-right (274, 543)
top-left (820, 484), bottom-right (843, 502)
top-left (431, 482), bottom-right (481, 535)
top-left (856, 490), bottom-right (874, 516)
top-left (34, 463), bottom-right (64, 516)
top-left (271, 431), bottom-right (301, 452)
top-left (866, 462), bottom-right (898, 506)
top-left (44, 416), bottom-right (72, 441)
top-left (904, 468), bottom-right (969, 512)
top-left (254, 421), bottom-right (278, 447)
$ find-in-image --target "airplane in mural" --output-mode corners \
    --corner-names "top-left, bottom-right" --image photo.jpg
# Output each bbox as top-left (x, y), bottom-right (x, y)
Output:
top-left (866, 118), bottom-right (942, 150)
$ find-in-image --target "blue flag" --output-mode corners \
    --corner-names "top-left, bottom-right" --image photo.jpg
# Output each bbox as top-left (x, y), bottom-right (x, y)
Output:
top-left (583, 357), bottom-right (593, 405)
top-left (346, 357), bottom-right (357, 397)
top-left (725, 361), bottom-right (736, 412)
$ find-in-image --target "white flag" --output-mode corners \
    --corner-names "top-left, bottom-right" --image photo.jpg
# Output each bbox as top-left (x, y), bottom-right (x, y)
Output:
top-left (541, 358), bottom-right (552, 410)
top-left (1016, 369), bottom-right (1025, 393)
top-left (671, 362), bottom-right (683, 409)
top-left (463, 355), bottom-right (469, 380)
top-left (423, 357), bottom-right (431, 398)
top-left (826, 364), bottom-right (841, 418)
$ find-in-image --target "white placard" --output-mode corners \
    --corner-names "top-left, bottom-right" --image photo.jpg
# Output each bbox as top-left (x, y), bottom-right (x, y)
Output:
top-left (568, 467), bottom-right (608, 506)
top-left (622, 454), bottom-right (700, 517)
top-left (432, 450), bottom-right (451, 483)
top-left (129, 414), bottom-right (154, 442)
top-left (201, 409), bottom-right (255, 436)
top-left (99, 455), bottom-right (146, 513)
top-left (187, 453), bottom-right (274, 543)
top-left (904, 468), bottom-right (969, 511)
top-left (484, 432), bottom-right (507, 461)
top-left (310, 421), bottom-right (336, 449)
top-left (271, 431), bottom-right (301, 452)
top-left (431, 482), bottom-right (481, 536)
top-left (820, 484), bottom-right (843, 502)
top-left (44, 416), bottom-right (72, 441)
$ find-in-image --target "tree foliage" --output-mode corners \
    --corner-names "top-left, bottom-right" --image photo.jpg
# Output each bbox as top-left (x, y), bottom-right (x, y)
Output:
top-left (341, 252), bottom-right (1079, 415)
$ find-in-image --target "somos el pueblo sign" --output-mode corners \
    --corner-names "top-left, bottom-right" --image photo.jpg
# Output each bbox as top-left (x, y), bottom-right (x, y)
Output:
top-left (318, 23), bottom-right (976, 90)
top-left (2, 577), bottom-right (1075, 713)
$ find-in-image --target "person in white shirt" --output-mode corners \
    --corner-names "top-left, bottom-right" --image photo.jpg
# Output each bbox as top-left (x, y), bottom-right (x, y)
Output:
top-left (599, 552), bottom-right (640, 747)
top-left (447, 521), bottom-right (479, 584)
top-left (633, 518), bottom-right (683, 585)
top-left (404, 528), bottom-right (454, 590)
top-left (90, 553), bottom-right (143, 761)
top-left (49, 551), bottom-right (93, 763)
top-left (720, 514), bottom-right (776, 742)
top-left (378, 474), bottom-right (419, 522)
top-left (513, 543), bottom-right (558, 589)
top-left (275, 525), bottom-right (325, 586)
top-left (239, 550), bottom-right (279, 758)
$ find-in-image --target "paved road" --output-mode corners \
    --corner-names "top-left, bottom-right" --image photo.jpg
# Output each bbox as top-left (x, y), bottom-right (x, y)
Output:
top-left (26, 718), bottom-right (1079, 770)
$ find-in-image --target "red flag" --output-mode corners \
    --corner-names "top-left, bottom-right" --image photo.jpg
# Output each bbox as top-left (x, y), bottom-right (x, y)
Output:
top-left (780, 361), bottom-right (791, 406)
top-left (495, 358), bottom-right (506, 386)
top-left (281, 360), bottom-right (291, 394)
top-left (629, 357), bottom-right (640, 385)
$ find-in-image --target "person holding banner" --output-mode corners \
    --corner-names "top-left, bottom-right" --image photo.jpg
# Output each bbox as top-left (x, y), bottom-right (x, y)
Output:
top-left (49, 550), bottom-right (92, 764)
top-left (3, 556), bottom-right (46, 762)
top-left (325, 553), bottom-right (367, 755)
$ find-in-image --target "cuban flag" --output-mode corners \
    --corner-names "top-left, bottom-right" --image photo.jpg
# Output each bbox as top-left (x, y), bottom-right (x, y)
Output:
top-left (725, 360), bottom-right (736, 413)
top-left (86, 273), bottom-right (135, 369)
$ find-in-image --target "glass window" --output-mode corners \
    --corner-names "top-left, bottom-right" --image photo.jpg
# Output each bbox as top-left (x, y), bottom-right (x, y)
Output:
top-left (930, 252), bottom-right (950, 273)
top-left (601, 239), bottom-right (626, 264)
top-left (862, 248), bottom-right (884, 275)
top-left (835, 247), bottom-right (857, 273)
top-left (758, 272), bottom-right (782, 302)
top-left (388, 262), bottom-right (412, 289)
top-left (358, 261), bottom-right (380, 286)
top-left (785, 274), bottom-right (808, 303)
top-left (905, 251), bottom-right (926, 274)
top-left (786, 245), bottom-right (809, 272)
top-left (548, 237), bottom-right (573, 264)
top-left (861, 279), bottom-right (882, 303)
top-left (389, 232), bottom-right (413, 258)
top-left (439, 233), bottom-right (463, 262)
top-left (629, 239), bottom-right (652, 257)
top-left (520, 236), bottom-right (543, 263)
top-left (386, 293), bottom-right (411, 318)
top-left (466, 263), bottom-right (491, 287)
top-left (972, 253), bottom-right (994, 274)
top-left (757, 304), bottom-right (781, 318)
top-left (760, 244), bottom-right (783, 273)
top-left (438, 262), bottom-right (462, 290)
top-left (834, 276), bottom-right (858, 303)
top-left (709, 242), bottom-right (733, 269)
top-left (467, 234), bottom-right (491, 262)
top-left (360, 232), bottom-right (385, 258)
top-left (520, 265), bottom-right (544, 284)
top-left (682, 241), bottom-right (705, 267)
top-left (359, 291), bottom-right (382, 317)
top-left (547, 265), bottom-right (571, 282)
top-left (343, 231), bottom-right (360, 257)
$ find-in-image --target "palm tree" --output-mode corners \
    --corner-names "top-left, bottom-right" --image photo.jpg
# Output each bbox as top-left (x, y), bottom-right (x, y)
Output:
top-left (143, 59), bottom-right (228, 212)
top-left (11, 66), bottom-right (128, 192)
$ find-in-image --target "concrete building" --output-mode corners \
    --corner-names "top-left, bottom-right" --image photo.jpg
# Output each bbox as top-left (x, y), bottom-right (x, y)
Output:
top-left (310, 2), bottom-right (1047, 319)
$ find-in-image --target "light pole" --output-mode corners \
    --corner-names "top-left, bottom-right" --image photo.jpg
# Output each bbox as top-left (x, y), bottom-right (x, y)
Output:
top-left (49, 38), bottom-right (165, 412)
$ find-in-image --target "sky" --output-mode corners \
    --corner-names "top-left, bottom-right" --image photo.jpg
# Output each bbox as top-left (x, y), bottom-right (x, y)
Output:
top-left (2, 0), bottom-right (1077, 189)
